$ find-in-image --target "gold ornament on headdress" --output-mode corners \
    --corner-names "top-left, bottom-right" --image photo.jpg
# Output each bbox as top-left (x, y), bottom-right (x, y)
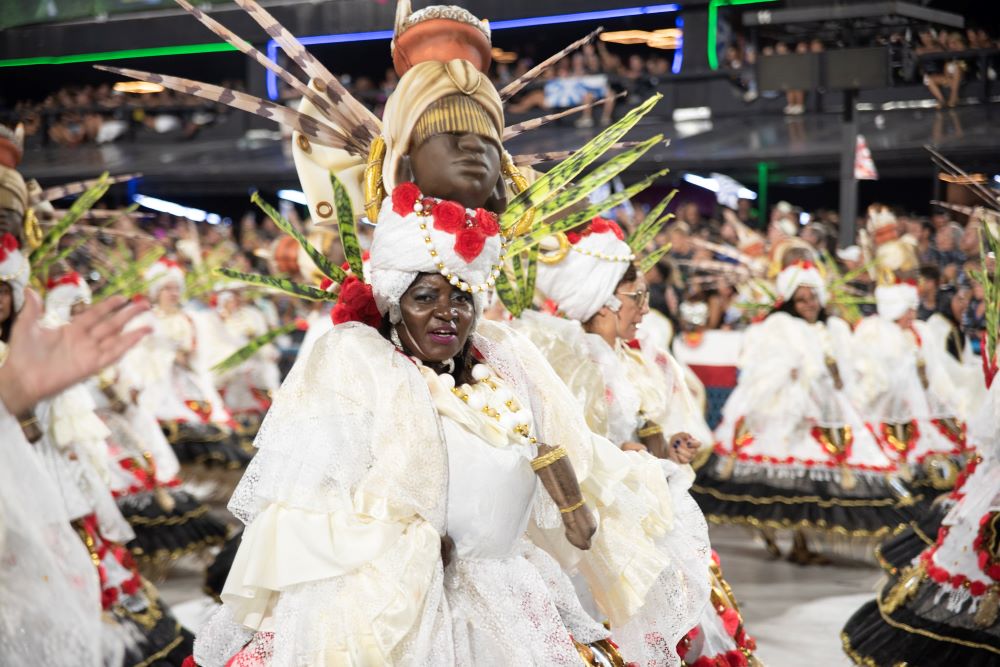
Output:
top-left (538, 231), bottom-right (571, 264)
top-left (23, 208), bottom-right (43, 250)
top-left (363, 136), bottom-right (387, 223)
top-left (501, 151), bottom-right (535, 237)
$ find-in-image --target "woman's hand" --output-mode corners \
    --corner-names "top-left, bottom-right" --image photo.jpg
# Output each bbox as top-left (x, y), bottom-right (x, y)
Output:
top-left (665, 432), bottom-right (701, 465)
top-left (0, 290), bottom-right (150, 416)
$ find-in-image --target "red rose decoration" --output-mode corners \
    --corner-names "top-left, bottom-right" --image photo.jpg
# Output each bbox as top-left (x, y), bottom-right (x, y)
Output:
top-left (392, 182), bottom-right (421, 216)
top-left (724, 649), bottom-right (748, 667)
top-left (475, 209), bottom-right (499, 236)
top-left (331, 275), bottom-right (382, 329)
top-left (454, 230), bottom-right (487, 263)
top-left (181, 657), bottom-right (197, 667)
top-left (970, 580), bottom-right (987, 596)
top-left (566, 231), bottom-right (583, 244)
top-left (433, 200), bottom-right (465, 234)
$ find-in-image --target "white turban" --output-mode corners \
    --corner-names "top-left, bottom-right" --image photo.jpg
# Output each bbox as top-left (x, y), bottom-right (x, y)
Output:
top-left (535, 221), bottom-right (635, 323)
top-left (0, 232), bottom-right (29, 313)
top-left (367, 185), bottom-right (503, 319)
top-left (775, 261), bottom-right (828, 307)
top-left (144, 258), bottom-right (185, 300)
top-left (45, 272), bottom-right (92, 323)
top-left (876, 283), bottom-right (918, 322)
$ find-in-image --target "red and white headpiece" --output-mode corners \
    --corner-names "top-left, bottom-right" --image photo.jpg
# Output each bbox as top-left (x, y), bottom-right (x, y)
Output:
top-left (775, 260), bottom-right (827, 307)
top-left (875, 282), bottom-right (918, 322)
top-left (144, 258), bottom-right (185, 300)
top-left (0, 232), bottom-right (29, 312)
top-left (45, 271), bottom-right (91, 322)
top-left (367, 182), bottom-right (504, 321)
top-left (535, 218), bottom-right (635, 322)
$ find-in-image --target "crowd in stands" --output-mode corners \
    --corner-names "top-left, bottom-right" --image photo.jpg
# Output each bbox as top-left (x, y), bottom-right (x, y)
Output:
top-left (7, 81), bottom-right (242, 148)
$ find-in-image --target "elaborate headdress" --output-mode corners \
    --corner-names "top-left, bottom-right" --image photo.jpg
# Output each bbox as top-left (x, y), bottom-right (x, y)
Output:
top-left (775, 260), bottom-right (827, 307)
top-left (536, 218), bottom-right (634, 322)
top-left (392, 1), bottom-right (492, 75)
top-left (0, 125), bottom-right (28, 243)
top-left (0, 232), bottom-right (28, 312)
top-left (875, 282), bottom-right (918, 322)
top-left (144, 258), bottom-right (185, 299)
top-left (45, 271), bottom-right (92, 322)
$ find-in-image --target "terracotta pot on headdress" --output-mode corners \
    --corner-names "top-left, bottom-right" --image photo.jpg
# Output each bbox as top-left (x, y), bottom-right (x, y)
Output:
top-left (392, 1), bottom-right (493, 76)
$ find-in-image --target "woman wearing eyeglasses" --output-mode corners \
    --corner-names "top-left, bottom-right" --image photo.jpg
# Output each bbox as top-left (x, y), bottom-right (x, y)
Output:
top-left (518, 217), bottom-right (762, 667)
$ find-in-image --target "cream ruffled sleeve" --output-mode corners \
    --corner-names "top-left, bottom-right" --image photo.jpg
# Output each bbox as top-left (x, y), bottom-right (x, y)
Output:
top-left (195, 325), bottom-right (451, 667)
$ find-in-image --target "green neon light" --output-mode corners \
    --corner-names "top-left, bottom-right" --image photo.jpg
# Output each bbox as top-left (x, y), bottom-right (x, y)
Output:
top-left (708, 0), bottom-right (777, 70)
top-left (0, 42), bottom-right (236, 68)
top-left (756, 161), bottom-right (769, 222)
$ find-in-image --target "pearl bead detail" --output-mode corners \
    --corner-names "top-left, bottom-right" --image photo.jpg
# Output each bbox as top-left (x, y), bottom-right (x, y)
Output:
top-left (570, 246), bottom-right (635, 263)
top-left (451, 368), bottom-right (537, 445)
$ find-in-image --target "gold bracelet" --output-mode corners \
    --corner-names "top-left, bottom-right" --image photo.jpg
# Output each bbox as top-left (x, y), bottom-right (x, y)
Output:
top-left (19, 416), bottom-right (38, 428)
top-left (559, 498), bottom-right (586, 514)
top-left (531, 445), bottom-right (567, 471)
top-left (638, 423), bottom-right (663, 438)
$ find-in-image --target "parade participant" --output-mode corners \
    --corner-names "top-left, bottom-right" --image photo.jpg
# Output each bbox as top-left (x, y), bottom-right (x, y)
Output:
top-left (525, 216), bottom-right (759, 666)
top-left (0, 280), bottom-right (151, 667)
top-left (695, 261), bottom-right (909, 563)
top-left (46, 272), bottom-right (228, 570)
top-left (193, 53), bottom-right (634, 666)
top-left (842, 353), bottom-right (1000, 667)
top-left (852, 281), bottom-right (972, 497)
top-left (121, 258), bottom-right (251, 472)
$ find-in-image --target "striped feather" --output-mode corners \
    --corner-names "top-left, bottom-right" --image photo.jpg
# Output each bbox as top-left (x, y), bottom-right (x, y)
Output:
top-left (40, 173), bottom-right (140, 203)
top-left (231, 0), bottom-right (379, 145)
top-left (331, 173), bottom-right (364, 277)
top-left (173, 0), bottom-right (364, 148)
top-left (251, 192), bottom-right (348, 284)
top-left (95, 65), bottom-right (354, 152)
top-left (502, 92), bottom-right (624, 141)
top-left (500, 28), bottom-right (602, 102)
top-left (501, 94), bottom-right (661, 229)
top-left (216, 267), bottom-right (334, 301)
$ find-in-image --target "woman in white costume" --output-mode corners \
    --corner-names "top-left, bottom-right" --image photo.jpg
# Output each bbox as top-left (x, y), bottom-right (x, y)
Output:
top-left (852, 282), bottom-right (973, 498)
top-left (842, 348), bottom-right (1000, 667)
top-left (0, 235), bottom-right (104, 667)
top-left (46, 272), bottom-right (228, 570)
top-left (523, 217), bottom-right (758, 667)
top-left (122, 258), bottom-right (251, 471)
top-left (695, 261), bottom-right (908, 563)
top-left (0, 263), bottom-right (152, 667)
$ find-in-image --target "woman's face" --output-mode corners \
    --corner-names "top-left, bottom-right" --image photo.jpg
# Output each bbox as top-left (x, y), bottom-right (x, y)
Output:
top-left (157, 281), bottom-right (181, 310)
top-left (398, 273), bottom-right (476, 364)
top-left (409, 132), bottom-right (501, 211)
top-left (792, 286), bottom-right (821, 323)
top-left (615, 276), bottom-right (650, 342)
top-left (0, 282), bottom-right (12, 325)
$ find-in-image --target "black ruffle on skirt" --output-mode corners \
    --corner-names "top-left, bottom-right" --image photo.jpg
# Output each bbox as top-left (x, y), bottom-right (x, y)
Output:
top-left (692, 453), bottom-right (916, 538)
top-left (163, 421), bottom-right (254, 469)
top-left (875, 501), bottom-right (949, 576)
top-left (117, 584), bottom-right (195, 667)
top-left (118, 489), bottom-right (229, 566)
top-left (203, 529), bottom-right (242, 602)
top-left (842, 574), bottom-right (1000, 667)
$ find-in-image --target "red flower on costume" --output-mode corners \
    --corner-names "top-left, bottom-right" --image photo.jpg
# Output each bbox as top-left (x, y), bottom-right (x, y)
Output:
top-left (331, 275), bottom-right (382, 329)
top-left (589, 217), bottom-right (625, 240)
top-left (392, 182), bottom-right (421, 216)
top-left (432, 200), bottom-right (465, 233)
top-left (0, 232), bottom-right (18, 261)
top-left (46, 272), bottom-right (83, 289)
